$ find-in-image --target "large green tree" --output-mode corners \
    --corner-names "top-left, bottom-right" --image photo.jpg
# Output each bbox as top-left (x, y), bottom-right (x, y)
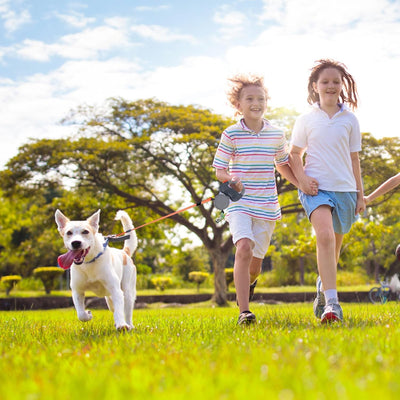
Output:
top-left (0, 99), bottom-right (294, 304)
top-left (3, 100), bottom-right (400, 295)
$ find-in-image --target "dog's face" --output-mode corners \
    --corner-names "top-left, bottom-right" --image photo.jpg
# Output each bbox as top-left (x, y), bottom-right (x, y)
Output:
top-left (55, 209), bottom-right (100, 268)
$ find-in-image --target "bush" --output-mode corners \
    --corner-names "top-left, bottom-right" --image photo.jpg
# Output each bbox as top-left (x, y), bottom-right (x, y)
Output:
top-left (336, 269), bottom-right (372, 286)
top-left (17, 276), bottom-right (45, 291)
top-left (33, 267), bottom-right (65, 294)
top-left (188, 271), bottom-right (210, 292)
top-left (135, 263), bottom-right (153, 290)
top-left (150, 276), bottom-right (173, 291)
top-left (0, 275), bottom-right (22, 295)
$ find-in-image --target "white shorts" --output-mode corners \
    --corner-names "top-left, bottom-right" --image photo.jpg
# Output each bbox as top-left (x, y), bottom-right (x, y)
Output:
top-left (226, 213), bottom-right (276, 259)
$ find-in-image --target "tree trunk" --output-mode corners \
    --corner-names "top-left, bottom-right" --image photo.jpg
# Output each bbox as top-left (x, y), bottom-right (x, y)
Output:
top-left (210, 249), bottom-right (230, 306)
top-left (299, 257), bottom-right (305, 285)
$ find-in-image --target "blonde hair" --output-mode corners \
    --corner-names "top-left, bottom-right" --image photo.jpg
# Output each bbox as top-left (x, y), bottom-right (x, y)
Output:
top-left (307, 59), bottom-right (358, 110)
top-left (227, 73), bottom-right (269, 116)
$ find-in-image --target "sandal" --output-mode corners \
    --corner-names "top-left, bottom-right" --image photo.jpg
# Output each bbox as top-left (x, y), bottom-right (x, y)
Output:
top-left (237, 310), bottom-right (256, 325)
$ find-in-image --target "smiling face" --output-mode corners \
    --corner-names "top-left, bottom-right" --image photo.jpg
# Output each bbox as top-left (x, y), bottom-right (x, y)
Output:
top-left (312, 67), bottom-right (343, 108)
top-left (236, 84), bottom-right (267, 124)
top-left (55, 209), bottom-right (100, 268)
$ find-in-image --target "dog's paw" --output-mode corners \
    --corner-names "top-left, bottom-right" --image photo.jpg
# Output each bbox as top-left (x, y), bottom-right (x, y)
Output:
top-left (116, 323), bottom-right (132, 332)
top-left (78, 310), bottom-right (93, 322)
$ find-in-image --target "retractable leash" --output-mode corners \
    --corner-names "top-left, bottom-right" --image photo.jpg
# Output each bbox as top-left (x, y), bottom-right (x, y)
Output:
top-left (106, 181), bottom-right (245, 241)
top-left (214, 180), bottom-right (245, 222)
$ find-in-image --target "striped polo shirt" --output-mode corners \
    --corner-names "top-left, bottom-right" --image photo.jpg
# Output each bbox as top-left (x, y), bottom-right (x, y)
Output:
top-left (212, 118), bottom-right (289, 220)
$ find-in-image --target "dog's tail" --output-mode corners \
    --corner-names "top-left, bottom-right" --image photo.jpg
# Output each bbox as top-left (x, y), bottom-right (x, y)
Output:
top-left (115, 210), bottom-right (138, 257)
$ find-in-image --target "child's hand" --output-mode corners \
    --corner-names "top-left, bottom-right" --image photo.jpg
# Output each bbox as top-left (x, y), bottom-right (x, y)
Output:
top-left (356, 197), bottom-right (366, 216)
top-left (299, 175), bottom-right (319, 196)
top-left (230, 176), bottom-right (243, 193)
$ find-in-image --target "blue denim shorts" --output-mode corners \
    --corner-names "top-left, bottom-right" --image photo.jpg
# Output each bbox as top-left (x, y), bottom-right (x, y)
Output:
top-left (298, 190), bottom-right (358, 234)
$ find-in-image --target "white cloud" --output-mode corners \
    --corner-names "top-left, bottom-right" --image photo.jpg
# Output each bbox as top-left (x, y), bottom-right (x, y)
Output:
top-left (135, 5), bottom-right (170, 12)
top-left (12, 20), bottom-right (132, 61)
top-left (0, 0), bottom-right (31, 33)
top-left (213, 7), bottom-right (248, 40)
top-left (53, 11), bottom-right (96, 28)
top-left (1, 0), bottom-right (400, 169)
top-left (6, 19), bottom-right (197, 64)
top-left (130, 24), bottom-right (197, 43)
top-left (0, 57), bottom-right (144, 167)
top-left (260, 0), bottom-right (400, 33)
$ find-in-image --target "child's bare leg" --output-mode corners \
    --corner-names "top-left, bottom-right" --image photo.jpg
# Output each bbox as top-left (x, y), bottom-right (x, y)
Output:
top-left (310, 206), bottom-right (337, 290)
top-left (234, 238), bottom-right (253, 313)
top-left (249, 257), bottom-right (263, 284)
top-left (334, 233), bottom-right (344, 264)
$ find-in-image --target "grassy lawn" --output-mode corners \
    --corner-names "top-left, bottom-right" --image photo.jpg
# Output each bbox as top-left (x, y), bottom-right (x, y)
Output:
top-left (1, 302), bottom-right (400, 399)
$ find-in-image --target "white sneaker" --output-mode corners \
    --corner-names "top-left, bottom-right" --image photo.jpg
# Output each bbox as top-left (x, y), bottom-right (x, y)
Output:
top-left (313, 276), bottom-right (325, 319)
top-left (321, 300), bottom-right (343, 324)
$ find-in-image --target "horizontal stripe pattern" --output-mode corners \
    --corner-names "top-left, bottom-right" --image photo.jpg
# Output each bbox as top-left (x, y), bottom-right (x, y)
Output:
top-left (213, 119), bottom-right (289, 220)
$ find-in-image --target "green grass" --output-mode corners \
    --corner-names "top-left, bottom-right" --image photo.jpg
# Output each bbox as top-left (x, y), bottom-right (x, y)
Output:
top-left (1, 302), bottom-right (400, 399)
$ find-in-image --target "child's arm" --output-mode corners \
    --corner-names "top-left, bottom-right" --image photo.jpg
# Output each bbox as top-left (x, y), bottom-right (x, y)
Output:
top-left (365, 172), bottom-right (400, 204)
top-left (288, 145), bottom-right (318, 195)
top-left (350, 152), bottom-right (365, 215)
top-left (215, 168), bottom-right (243, 193)
top-left (276, 164), bottom-right (299, 188)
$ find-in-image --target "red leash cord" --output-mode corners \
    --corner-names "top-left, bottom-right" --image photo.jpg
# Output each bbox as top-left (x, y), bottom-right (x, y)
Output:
top-left (108, 197), bottom-right (214, 240)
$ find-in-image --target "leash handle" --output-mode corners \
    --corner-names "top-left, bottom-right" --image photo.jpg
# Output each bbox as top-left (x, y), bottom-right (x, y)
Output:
top-left (219, 180), bottom-right (245, 202)
top-left (214, 180), bottom-right (245, 210)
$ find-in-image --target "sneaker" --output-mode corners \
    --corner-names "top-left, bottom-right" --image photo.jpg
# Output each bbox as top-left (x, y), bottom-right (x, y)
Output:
top-left (249, 279), bottom-right (258, 301)
top-left (237, 311), bottom-right (256, 325)
top-left (321, 300), bottom-right (343, 324)
top-left (313, 276), bottom-right (325, 319)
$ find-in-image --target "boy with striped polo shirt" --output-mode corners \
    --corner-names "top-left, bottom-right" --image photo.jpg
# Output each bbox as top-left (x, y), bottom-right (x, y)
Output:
top-left (213, 74), bottom-right (300, 325)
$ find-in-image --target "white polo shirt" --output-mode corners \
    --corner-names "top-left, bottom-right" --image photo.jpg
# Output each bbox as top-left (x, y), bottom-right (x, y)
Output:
top-left (291, 103), bottom-right (361, 192)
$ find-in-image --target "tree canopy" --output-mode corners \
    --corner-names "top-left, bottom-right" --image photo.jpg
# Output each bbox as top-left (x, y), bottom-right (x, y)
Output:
top-left (2, 99), bottom-right (400, 302)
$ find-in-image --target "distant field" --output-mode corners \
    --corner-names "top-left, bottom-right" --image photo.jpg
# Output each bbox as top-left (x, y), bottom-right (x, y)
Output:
top-left (1, 302), bottom-right (400, 399)
top-left (0, 284), bottom-right (377, 298)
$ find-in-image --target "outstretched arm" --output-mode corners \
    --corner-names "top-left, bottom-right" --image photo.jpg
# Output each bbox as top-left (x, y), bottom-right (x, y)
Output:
top-left (351, 152), bottom-right (365, 215)
top-left (365, 172), bottom-right (400, 204)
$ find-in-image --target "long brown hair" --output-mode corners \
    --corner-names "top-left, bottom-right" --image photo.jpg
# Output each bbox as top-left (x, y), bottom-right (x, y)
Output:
top-left (307, 59), bottom-right (358, 110)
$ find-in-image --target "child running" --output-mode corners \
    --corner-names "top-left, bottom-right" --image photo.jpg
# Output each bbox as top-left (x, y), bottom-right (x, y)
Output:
top-left (365, 173), bottom-right (400, 204)
top-left (289, 59), bottom-right (365, 323)
top-left (213, 73), bottom-right (298, 325)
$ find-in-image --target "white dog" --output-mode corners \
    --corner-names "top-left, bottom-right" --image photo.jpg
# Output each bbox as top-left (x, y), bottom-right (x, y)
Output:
top-left (55, 209), bottom-right (137, 331)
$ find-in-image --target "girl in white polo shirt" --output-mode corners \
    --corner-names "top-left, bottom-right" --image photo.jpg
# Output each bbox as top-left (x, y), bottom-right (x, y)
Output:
top-left (289, 59), bottom-right (365, 323)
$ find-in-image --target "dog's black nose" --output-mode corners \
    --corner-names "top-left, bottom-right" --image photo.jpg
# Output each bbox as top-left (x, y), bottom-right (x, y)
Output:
top-left (71, 241), bottom-right (82, 249)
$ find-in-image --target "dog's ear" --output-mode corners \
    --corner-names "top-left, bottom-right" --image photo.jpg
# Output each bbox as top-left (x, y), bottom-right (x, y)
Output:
top-left (87, 209), bottom-right (101, 232)
top-left (55, 209), bottom-right (69, 233)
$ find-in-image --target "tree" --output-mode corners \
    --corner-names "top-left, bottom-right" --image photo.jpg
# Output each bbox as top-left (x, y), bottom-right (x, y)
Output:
top-left (3, 99), bottom-right (273, 304)
top-left (4, 98), bottom-right (400, 295)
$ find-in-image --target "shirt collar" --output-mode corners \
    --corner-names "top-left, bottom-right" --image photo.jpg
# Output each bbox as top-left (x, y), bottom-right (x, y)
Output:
top-left (312, 102), bottom-right (349, 113)
top-left (239, 118), bottom-right (269, 133)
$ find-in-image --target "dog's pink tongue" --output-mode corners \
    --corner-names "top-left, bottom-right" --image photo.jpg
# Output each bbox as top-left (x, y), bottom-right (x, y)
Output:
top-left (58, 250), bottom-right (79, 270)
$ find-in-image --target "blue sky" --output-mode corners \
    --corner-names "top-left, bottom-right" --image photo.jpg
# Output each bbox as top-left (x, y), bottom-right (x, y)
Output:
top-left (1, 0), bottom-right (400, 168)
